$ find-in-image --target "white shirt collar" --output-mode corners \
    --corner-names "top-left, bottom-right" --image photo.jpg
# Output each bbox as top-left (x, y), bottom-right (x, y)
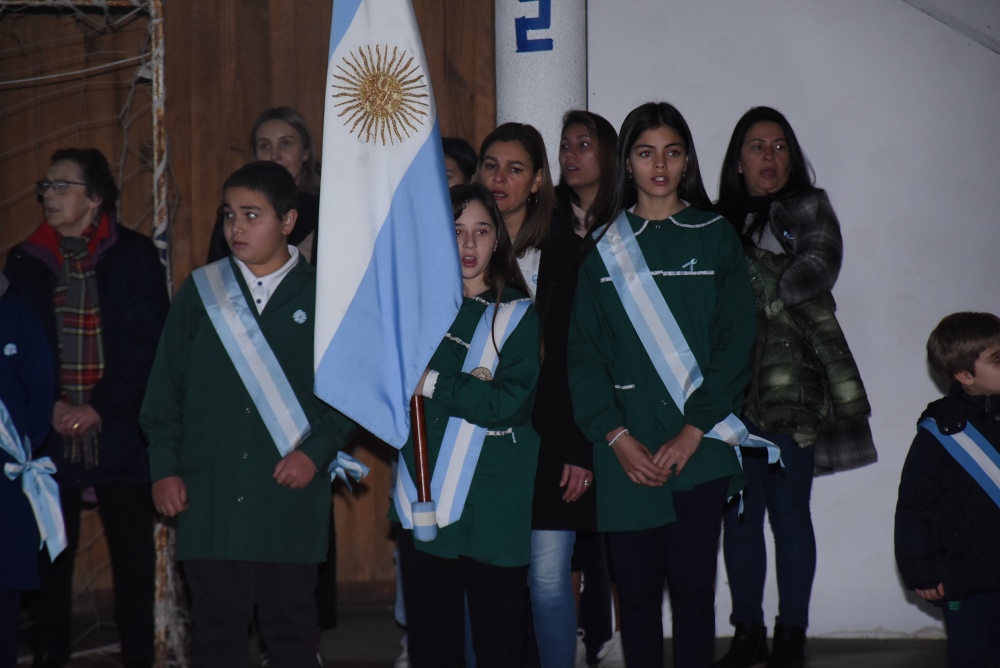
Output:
top-left (232, 245), bottom-right (300, 313)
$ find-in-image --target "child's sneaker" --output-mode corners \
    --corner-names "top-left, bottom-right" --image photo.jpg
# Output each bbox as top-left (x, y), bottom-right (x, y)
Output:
top-left (575, 628), bottom-right (588, 667)
top-left (597, 630), bottom-right (625, 667)
top-left (395, 635), bottom-right (410, 668)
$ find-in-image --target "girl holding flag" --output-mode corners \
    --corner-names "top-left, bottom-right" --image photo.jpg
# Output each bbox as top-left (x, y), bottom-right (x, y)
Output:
top-left (392, 183), bottom-right (541, 668)
top-left (568, 102), bottom-right (757, 667)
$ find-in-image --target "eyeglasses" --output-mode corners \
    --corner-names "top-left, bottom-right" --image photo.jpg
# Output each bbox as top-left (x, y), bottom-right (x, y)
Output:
top-left (36, 179), bottom-right (87, 196)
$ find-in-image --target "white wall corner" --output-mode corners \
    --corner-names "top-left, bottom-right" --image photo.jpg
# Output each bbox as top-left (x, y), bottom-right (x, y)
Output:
top-left (903, 0), bottom-right (1000, 54)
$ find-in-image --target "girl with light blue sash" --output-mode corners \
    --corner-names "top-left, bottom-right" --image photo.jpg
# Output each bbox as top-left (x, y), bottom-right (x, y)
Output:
top-left (569, 102), bottom-right (757, 668)
top-left (392, 183), bottom-right (541, 668)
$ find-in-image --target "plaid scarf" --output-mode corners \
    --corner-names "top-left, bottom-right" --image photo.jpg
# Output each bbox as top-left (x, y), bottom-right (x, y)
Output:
top-left (54, 223), bottom-right (105, 468)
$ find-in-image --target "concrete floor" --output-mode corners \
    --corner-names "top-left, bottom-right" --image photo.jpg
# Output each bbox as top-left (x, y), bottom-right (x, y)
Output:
top-left (21, 602), bottom-right (950, 667)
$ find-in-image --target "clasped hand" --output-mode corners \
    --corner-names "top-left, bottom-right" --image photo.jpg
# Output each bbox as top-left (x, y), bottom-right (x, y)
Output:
top-left (608, 425), bottom-right (704, 487)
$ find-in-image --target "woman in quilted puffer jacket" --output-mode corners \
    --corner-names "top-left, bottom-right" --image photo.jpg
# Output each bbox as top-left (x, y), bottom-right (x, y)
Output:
top-left (713, 106), bottom-right (877, 668)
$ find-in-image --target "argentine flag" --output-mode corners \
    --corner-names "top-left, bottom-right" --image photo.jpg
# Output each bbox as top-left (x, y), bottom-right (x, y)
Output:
top-left (313, 0), bottom-right (462, 448)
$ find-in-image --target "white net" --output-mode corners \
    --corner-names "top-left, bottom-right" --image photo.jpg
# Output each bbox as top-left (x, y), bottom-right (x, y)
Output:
top-left (0, 0), bottom-right (171, 282)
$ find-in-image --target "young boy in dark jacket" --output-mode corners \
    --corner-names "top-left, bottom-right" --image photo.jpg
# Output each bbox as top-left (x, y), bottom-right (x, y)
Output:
top-left (894, 311), bottom-right (1000, 668)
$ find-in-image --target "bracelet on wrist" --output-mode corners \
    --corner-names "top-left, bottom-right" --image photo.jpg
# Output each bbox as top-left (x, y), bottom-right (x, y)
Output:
top-left (608, 428), bottom-right (629, 448)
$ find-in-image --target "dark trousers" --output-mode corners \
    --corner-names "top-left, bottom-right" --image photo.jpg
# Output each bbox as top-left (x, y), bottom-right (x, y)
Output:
top-left (942, 590), bottom-right (1000, 668)
top-left (184, 560), bottom-right (318, 668)
top-left (315, 495), bottom-right (338, 630)
top-left (1, 590), bottom-right (18, 668)
top-left (608, 477), bottom-right (729, 668)
top-left (722, 433), bottom-right (816, 628)
top-left (27, 483), bottom-right (155, 666)
top-left (398, 528), bottom-right (529, 668)
top-left (573, 531), bottom-right (613, 663)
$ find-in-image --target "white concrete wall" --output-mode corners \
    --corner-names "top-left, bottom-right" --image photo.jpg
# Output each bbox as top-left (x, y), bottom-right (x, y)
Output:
top-left (588, 0), bottom-right (1000, 638)
top-left (495, 0), bottom-right (587, 174)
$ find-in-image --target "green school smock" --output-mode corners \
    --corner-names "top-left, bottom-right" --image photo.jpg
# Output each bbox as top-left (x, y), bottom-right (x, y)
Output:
top-left (568, 207), bottom-right (754, 531)
top-left (141, 257), bottom-right (355, 563)
top-left (390, 289), bottom-right (541, 567)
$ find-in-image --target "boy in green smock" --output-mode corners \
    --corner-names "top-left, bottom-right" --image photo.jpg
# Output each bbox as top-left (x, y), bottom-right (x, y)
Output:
top-left (141, 161), bottom-right (354, 668)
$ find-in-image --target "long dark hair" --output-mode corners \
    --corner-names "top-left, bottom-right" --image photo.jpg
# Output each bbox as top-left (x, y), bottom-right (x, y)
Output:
top-left (593, 102), bottom-right (713, 235)
top-left (451, 183), bottom-right (530, 300)
top-left (249, 107), bottom-right (321, 195)
top-left (716, 106), bottom-right (817, 233)
top-left (477, 123), bottom-right (555, 257)
top-left (451, 183), bottom-right (532, 354)
top-left (555, 109), bottom-right (618, 234)
top-left (442, 137), bottom-right (478, 183)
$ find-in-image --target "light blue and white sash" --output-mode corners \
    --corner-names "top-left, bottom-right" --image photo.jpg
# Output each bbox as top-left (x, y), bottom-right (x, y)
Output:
top-left (595, 210), bottom-right (780, 464)
top-left (193, 260), bottom-right (311, 457)
top-left (920, 418), bottom-right (1000, 509)
top-left (1, 399), bottom-right (67, 560)
top-left (394, 299), bottom-right (532, 532)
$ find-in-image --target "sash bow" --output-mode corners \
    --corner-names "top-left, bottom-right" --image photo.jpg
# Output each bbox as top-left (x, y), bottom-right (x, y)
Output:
top-left (1, 401), bottom-right (67, 560)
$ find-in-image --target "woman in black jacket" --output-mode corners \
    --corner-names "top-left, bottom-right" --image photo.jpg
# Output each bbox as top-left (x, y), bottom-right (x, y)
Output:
top-left (527, 110), bottom-right (620, 667)
top-left (5, 147), bottom-right (169, 668)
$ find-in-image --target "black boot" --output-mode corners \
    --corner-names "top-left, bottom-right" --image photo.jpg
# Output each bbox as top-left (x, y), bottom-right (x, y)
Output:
top-left (767, 624), bottom-right (806, 668)
top-left (713, 622), bottom-right (770, 667)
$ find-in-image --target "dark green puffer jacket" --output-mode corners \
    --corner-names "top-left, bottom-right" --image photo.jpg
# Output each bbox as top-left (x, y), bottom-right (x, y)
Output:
top-left (743, 246), bottom-right (870, 448)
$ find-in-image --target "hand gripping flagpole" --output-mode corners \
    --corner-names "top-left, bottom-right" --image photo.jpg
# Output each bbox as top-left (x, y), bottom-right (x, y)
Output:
top-left (409, 395), bottom-right (437, 541)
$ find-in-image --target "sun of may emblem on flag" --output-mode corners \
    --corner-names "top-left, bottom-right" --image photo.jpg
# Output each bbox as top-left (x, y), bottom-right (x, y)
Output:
top-left (332, 44), bottom-right (429, 146)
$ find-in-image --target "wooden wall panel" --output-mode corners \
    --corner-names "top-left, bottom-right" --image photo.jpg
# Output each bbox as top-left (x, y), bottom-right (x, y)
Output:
top-left (412, 0), bottom-right (498, 152)
top-left (0, 8), bottom-right (154, 266)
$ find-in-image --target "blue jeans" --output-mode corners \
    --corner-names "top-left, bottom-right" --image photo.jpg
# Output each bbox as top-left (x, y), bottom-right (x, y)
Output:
top-left (529, 529), bottom-right (577, 668)
top-left (722, 432), bottom-right (816, 628)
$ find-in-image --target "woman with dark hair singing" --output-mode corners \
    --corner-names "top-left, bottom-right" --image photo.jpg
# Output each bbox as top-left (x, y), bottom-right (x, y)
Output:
top-left (526, 110), bottom-right (620, 667)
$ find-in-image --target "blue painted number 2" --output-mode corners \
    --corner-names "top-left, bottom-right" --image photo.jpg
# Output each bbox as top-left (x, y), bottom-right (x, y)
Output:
top-left (516, 0), bottom-right (553, 52)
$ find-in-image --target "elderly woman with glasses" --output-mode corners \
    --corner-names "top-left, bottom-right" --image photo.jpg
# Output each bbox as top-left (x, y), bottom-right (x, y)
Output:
top-left (4, 148), bottom-right (169, 668)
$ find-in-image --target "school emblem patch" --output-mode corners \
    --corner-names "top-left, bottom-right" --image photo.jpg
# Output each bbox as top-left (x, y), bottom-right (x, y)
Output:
top-left (3, 343), bottom-right (16, 356)
top-left (293, 310), bottom-right (308, 324)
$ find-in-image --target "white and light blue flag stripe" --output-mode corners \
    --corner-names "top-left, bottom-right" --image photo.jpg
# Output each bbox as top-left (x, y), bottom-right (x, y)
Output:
top-left (193, 260), bottom-right (311, 456)
top-left (920, 418), bottom-right (1000, 509)
top-left (394, 300), bottom-right (531, 529)
top-left (1, 398), bottom-right (67, 561)
top-left (596, 211), bottom-right (780, 464)
top-left (313, 0), bottom-right (462, 448)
